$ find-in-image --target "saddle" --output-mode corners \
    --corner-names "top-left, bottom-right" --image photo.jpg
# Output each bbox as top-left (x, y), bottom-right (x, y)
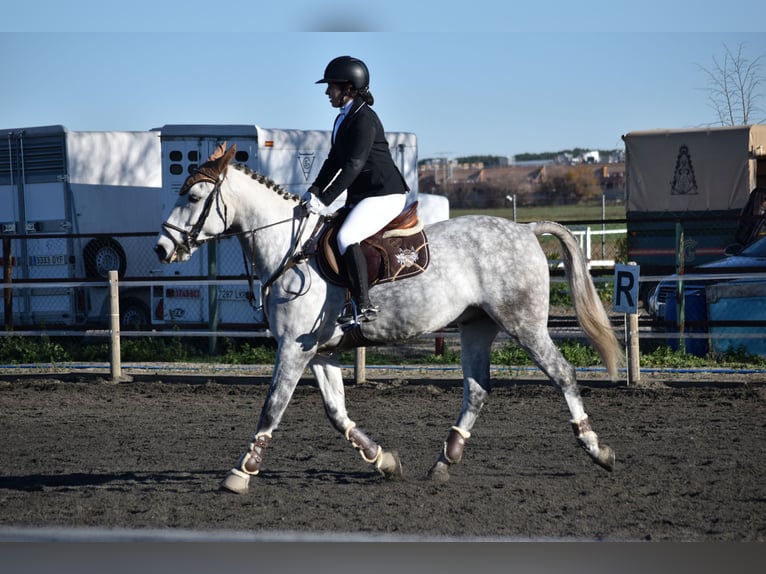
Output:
top-left (315, 202), bottom-right (430, 287)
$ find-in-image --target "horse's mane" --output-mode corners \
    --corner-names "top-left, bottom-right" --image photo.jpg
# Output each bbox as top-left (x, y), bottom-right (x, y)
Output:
top-left (232, 163), bottom-right (301, 201)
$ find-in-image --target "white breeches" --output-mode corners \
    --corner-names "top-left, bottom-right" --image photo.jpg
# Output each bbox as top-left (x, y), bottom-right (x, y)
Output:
top-left (336, 194), bottom-right (407, 255)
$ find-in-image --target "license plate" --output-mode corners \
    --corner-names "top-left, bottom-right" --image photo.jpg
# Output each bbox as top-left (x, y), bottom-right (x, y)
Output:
top-left (29, 254), bottom-right (67, 266)
top-left (217, 288), bottom-right (250, 300)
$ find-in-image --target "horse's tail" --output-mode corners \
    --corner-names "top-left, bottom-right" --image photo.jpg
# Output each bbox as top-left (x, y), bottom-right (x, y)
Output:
top-left (531, 220), bottom-right (623, 380)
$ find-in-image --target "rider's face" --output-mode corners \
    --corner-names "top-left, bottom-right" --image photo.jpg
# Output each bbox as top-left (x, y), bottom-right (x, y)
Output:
top-left (325, 83), bottom-right (350, 108)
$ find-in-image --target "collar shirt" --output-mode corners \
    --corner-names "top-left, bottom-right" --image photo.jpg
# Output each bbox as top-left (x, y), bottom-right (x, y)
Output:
top-left (333, 100), bottom-right (354, 141)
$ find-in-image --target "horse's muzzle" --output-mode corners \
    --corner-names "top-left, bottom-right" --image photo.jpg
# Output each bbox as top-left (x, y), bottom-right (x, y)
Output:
top-left (154, 243), bottom-right (170, 263)
top-left (154, 235), bottom-right (182, 264)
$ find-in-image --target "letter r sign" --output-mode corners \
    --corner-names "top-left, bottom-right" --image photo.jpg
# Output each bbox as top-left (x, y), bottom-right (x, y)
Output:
top-left (613, 263), bottom-right (640, 314)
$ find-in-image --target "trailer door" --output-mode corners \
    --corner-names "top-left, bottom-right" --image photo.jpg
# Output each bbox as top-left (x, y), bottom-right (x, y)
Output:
top-left (158, 126), bottom-right (261, 326)
top-left (0, 127), bottom-right (78, 326)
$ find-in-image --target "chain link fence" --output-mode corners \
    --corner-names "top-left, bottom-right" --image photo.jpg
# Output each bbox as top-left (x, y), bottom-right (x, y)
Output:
top-left (1, 231), bottom-right (265, 333)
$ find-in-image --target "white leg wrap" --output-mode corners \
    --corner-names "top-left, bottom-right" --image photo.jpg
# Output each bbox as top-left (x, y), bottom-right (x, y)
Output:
top-left (451, 425), bottom-right (471, 440)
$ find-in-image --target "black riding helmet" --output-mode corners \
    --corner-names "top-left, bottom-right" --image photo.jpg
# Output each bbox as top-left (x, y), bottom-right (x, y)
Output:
top-left (316, 56), bottom-right (369, 91)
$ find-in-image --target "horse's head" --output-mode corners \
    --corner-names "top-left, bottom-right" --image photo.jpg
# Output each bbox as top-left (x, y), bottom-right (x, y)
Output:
top-left (155, 142), bottom-right (237, 263)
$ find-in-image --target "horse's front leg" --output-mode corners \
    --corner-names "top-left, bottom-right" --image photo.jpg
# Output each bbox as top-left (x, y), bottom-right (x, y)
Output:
top-left (220, 344), bottom-right (309, 494)
top-left (311, 354), bottom-right (402, 479)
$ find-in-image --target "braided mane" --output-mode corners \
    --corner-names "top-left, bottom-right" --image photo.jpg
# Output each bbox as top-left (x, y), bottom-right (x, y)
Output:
top-left (232, 163), bottom-right (301, 201)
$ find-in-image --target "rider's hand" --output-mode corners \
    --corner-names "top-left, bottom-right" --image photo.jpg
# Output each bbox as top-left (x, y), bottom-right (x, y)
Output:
top-left (301, 189), bottom-right (325, 215)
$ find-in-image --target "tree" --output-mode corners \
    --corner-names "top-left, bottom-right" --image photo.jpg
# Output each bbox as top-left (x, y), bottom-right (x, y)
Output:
top-left (700, 42), bottom-right (764, 126)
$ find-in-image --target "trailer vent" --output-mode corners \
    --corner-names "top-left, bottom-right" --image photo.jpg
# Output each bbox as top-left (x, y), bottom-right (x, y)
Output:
top-left (0, 132), bottom-right (66, 185)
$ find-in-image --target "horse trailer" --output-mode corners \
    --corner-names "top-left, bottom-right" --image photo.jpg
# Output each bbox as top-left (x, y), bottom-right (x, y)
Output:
top-left (1, 123), bottom-right (422, 331)
top-left (0, 125), bottom-right (163, 329)
top-left (623, 124), bottom-right (766, 301)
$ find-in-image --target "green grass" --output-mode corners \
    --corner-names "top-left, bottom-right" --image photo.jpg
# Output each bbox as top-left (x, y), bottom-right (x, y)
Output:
top-left (2, 334), bottom-right (763, 371)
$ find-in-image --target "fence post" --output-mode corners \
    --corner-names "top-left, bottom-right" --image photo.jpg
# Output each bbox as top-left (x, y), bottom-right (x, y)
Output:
top-left (626, 260), bottom-right (641, 384)
top-left (109, 270), bottom-right (122, 380)
top-left (614, 262), bottom-right (641, 385)
top-left (354, 347), bottom-right (366, 385)
top-left (627, 308), bottom-right (640, 385)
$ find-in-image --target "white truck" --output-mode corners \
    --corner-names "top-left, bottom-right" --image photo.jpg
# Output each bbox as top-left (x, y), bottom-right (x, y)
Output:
top-left (1, 124), bottom-right (428, 331)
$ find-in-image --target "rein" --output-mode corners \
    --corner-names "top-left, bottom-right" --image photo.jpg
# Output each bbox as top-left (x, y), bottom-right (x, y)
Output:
top-left (253, 214), bottom-right (326, 312)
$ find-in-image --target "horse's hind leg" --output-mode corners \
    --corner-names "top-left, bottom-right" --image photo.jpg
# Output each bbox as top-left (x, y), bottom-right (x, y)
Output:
top-left (427, 318), bottom-right (498, 482)
top-left (518, 328), bottom-right (615, 471)
top-left (312, 355), bottom-right (402, 479)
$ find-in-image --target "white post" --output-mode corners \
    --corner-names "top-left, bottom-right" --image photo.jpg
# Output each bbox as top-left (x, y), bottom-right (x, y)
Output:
top-left (108, 270), bottom-right (122, 380)
top-left (627, 311), bottom-right (640, 385)
top-left (626, 262), bottom-right (640, 385)
top-left (354, 347), bottom-right (366, 384)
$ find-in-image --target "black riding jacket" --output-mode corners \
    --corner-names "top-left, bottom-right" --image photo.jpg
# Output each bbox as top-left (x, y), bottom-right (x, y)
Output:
top-left (312, 97), bottom-right (408, 207)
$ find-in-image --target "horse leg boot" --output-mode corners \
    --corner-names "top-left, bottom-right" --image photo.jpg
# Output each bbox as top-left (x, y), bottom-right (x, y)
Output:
top-left (345, 422), bottom-right (402, 479)
top-left (338, 243), bottom-right (378, 324)
top-left (427, 426), bottom-right (471, 482)
top-left (559, 375), bottom-right (614, 471)
top-left (220, 432), bottom-right (271, 494)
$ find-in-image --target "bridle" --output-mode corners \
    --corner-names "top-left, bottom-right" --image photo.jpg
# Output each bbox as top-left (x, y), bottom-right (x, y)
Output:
top-left (161, 173), bottom-right (228, 255)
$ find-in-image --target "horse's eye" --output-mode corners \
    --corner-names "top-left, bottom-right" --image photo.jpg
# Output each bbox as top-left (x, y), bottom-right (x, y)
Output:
top-left (188, 194), bottom-right (201, 204)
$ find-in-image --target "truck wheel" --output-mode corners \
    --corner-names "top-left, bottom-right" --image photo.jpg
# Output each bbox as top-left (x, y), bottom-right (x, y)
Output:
top-left (120, 298), bottom-right (150, 329)
top-left (84, 238), bottom-right (127, 279)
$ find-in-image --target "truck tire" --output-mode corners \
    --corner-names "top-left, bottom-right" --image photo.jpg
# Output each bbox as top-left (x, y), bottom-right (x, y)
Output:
top-left (84, 238), bottom-right (127, 279)
top-left (120, 298), bottom-right (151, 329)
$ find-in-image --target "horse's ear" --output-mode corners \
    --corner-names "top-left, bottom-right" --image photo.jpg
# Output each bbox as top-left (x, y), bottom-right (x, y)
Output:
top-left (208, 141), bottom-right (227, 161)
top-left (222, 143), bottom-right (237, 165)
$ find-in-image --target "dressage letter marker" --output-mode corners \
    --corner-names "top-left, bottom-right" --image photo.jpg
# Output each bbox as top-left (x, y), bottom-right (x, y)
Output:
top-left (613, 263), bottom-right (639, 314)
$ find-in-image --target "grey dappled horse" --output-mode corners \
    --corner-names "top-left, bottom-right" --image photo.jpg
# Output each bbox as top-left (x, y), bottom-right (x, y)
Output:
top-left (155, 144), bottom-right (622, 494)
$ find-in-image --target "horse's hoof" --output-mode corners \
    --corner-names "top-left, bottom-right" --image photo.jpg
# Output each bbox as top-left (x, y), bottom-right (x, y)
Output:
top-left (377, 450), bottom-right (403, 480)
top-left (426, 461), bottom-right (450, 482)
top-left (220, 469), bottom-right (250, 494)
top-left (595, 445), bottom-right (615, 472)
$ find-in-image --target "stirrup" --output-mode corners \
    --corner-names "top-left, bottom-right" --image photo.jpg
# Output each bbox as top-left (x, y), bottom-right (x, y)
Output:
top-left (337, 301), bottom-right (357, 325)
top-left (358, 305), bottom-right (378, 322)
top-left (337, 301), bottom-right (378, 327)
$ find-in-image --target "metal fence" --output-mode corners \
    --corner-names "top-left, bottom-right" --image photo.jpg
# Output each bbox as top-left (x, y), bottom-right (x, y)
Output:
top-left (1, 230), bottom-right (266, 333)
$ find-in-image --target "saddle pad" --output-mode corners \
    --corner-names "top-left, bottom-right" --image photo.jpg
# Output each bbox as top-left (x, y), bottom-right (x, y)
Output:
top-left (316, 217), bottom-right (430, 287)
top-left (364, 232), bottom-right (430, 285)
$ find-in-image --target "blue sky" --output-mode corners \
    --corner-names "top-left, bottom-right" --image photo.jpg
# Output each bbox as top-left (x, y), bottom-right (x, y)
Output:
top-left (1, 2), bottom-right (763, 159)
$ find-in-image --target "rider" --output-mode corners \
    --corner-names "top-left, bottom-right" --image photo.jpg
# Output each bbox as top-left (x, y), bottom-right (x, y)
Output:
top-left (302, 55), bottom-right (409, 324)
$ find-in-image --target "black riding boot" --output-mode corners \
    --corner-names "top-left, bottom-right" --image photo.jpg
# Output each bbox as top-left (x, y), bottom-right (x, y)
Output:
top-left (338, 243), bottom-right (378, 324)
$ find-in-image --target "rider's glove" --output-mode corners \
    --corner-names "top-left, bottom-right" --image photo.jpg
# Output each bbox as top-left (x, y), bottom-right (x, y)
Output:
top-left (301, 188), bottom-right (325, 215)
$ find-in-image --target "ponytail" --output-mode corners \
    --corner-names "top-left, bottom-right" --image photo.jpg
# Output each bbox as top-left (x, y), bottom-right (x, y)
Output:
top-left (358, 87), bottom-right (374, 106)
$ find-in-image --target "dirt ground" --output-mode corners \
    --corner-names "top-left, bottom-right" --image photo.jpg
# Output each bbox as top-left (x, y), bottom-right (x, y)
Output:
top-left (0, 363), bottom-right (765, 542)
